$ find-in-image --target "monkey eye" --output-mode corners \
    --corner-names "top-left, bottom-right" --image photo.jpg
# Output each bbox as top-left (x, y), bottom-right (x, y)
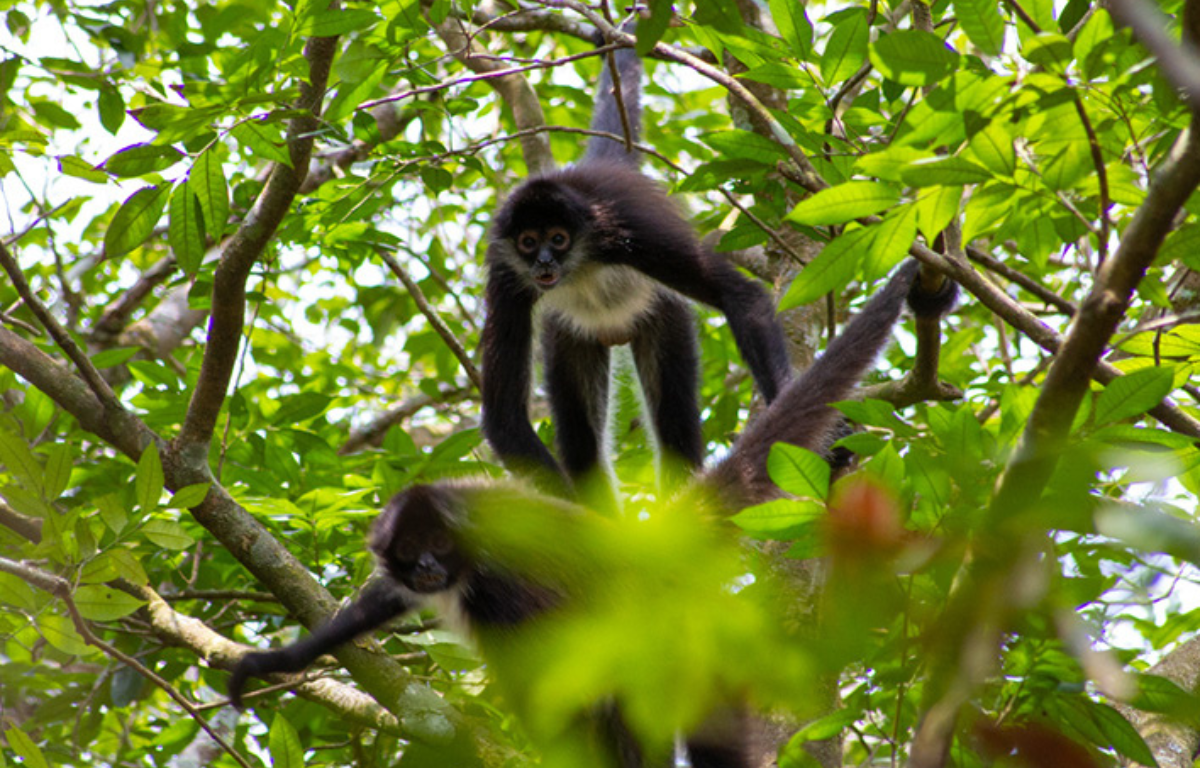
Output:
top-left (548, 228), bottom-right (570, 249)
top-left (430, 532), bottom-right (454, 556)
top-left (517, 232), bottom-right (539, 254)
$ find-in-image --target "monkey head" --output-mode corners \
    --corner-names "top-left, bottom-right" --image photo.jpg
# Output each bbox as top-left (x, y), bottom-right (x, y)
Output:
top-left (371, 485), bottom-right (471, 593)
top-left (490, 177), bottom-right (594, 290)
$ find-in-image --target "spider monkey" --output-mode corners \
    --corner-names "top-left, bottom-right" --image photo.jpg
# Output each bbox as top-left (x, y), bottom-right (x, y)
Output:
top-left (482, 37), bottom-right (792, 504)
top-left (229, 258), bottom-right (956, 768)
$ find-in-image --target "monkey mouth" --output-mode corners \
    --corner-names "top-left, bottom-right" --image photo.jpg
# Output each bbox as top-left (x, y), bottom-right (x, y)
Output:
top-left (533, 271), bottom-right (559, 288)
top-left (410, 571), bottom-right (448, 592)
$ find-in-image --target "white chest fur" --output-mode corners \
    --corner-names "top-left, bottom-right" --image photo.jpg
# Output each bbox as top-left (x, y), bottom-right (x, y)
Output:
top-left (539, 263), bottom-right (656, 346)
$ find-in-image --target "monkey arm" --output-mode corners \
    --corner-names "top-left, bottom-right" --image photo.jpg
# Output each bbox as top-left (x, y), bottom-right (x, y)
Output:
top-left (480, 263), bottom-right (573, 496)
top-left (227, 579), bottom-right (415, 709)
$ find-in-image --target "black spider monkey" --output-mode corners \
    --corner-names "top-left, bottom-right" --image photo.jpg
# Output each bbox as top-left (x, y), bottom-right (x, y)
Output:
top-left (481, 35), bottom-right (792, 504)
top-left (229, 258), bottom-right (957, 768)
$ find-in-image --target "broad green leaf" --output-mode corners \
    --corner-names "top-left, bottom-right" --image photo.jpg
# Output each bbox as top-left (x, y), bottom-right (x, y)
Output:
top-left (702, 130), bottom-right (788, 164)
top-left (189, 146), bottom-right (229, 239)
top-left (966, 122), bottom-right (1016, 176)
top-left (955, 0), bottom-right (1005, 55)
top-left (109, 549), bottom-right (150, 586)
top-left (272, 392), bottom-right (333, 425)
top-left (636, 0), bottom-right (673, 55)
top-left (1117, 327), bottom-right (1200, 358)
top-left (74, 585), bottom-right (145, 621)
top-left (900, 156), bottom-right (991, 187)
top-left (98, 86), bottom-right (125, 133)
top-left (169, 182), bottom-right (205, 275)
top-left (136, 443), bottom-right (165, 513)
top-left (102, 143), bottom-right (183, 178)
top-left (1022, 32), bottom-right (1073, 69)
top-left (870, 30), bottom-right (958, 87)
top-left (231, 119), bottom-right (291, 166)
top-left (855, 146), bottom-right (933, 182)
top-left (1095, 503), bottom-right (1200, 567)
top-left (1094, 366), bottom-right (1174, 426)
top-left (915, 186), bottom-right (961, 241)
top-left (41, 443), bottom-right (73, 500)
top-left (57, 155), bottom-right (107, 183)
top-left (730, 498), bottom-right (824, 536)
top-left (820, 9), bottom-right (868, 84)
top-left (142, 519), bottom-right (196, 550)
top-left (269, 715), bottom-right (305, 768)
top-left (96, 494), bottom-right (128, 534)
top-left (1158, 222), bottom-right (1200, 268)
top-left (785, 181), bottom-right (899, 226)
top-left (863, 204), bottom-right (917, 280)
top-left (294, 8), bottom-right (379, 37)
top-left (1047, 695), bottom-right (1157, 767)
top-left (766, 443), bottom-right (830, 499)
top-left (4, 728), bottom-right (49, 768)
top-left (168, 483), bottom-right (212, 509)
top-left (769, 0), bottom-right (814, 59)
top-left (38, 613), bottom-right (90, 655)
top-left (103, 185), bottom-right (169, 259)
top-left (778, 226), bottom-right (871, 310)
top-left (0, 425), bottom-right (42, 494)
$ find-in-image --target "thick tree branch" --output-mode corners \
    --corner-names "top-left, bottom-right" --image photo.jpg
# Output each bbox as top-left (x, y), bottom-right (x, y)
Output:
top-left (178, 33), bottom-right (338, 451)
top-left (429, 14), bottom-right (555, 173)
top-left (910, 119), bottom-right (1200, 768)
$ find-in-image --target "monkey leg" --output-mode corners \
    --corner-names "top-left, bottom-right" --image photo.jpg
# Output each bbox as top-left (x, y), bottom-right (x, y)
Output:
top-left (542, 311), bottom-right (619, 513)
top-left (631, 291), bottom-right (704, 491)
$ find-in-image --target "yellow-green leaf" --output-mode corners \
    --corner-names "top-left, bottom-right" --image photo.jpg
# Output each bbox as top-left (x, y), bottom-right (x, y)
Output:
top-left (74, 585), bottom-right (146, 621)
top-left (786, 181), bottom-right (899, 226)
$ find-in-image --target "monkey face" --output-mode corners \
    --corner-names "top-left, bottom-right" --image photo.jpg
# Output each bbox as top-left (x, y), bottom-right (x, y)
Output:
top-left (373, 486), bottom-right (469, 593)
top-left (514, 226), bottom-right (574, 288)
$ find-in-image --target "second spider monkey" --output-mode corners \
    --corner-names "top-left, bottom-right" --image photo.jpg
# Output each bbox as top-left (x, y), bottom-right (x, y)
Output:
top-left (230, 259), bottom-right (957, 768)
top-left (482, 36), bottom-right (792, 504)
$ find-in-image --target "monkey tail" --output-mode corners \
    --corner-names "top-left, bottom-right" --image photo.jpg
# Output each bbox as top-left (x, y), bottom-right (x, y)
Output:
top-left (583, 24), bottom-right (643, 167)
top-left (705, 260), bottom-right (957, 508)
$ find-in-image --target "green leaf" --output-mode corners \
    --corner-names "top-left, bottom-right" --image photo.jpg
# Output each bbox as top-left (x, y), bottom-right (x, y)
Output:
top-left (272, 392), bottom-right (333, 425)
top-left (730, 499), bottom-right (824, 536)
top-left (915, 186), bottom-right (961, 241)
top-left (104, 185), bottom-right (169, 259)
top-left (294, 8), bottom-right (379, 37)
top-left (1048, 696), bottom-right (1158, 767)
top-left (1095, 503), bottom-right (1200, 567)
top-left (4, 727), bottom-right (50, 768)
top-left (57, 155), bottom-right (108, 183)
top-left (135, 443), bottom-right (165, 514)
top-left (778, 226), bottom-right (871, 310)
top-left (231, 119), bottom-right (291, 166)
top-left (42, 443), bottom-right (73, 501)
top-left (768, 0), bottom-right (814, 59)
top-left (38, 614), bottom-right (90, 655)
top-left (869, 30), bottom-right (959, 87)
top-left (98, 86), bottom-right (125, 134)
top-left (785, 181), bottom-right (899, 226)
top-left (169, 182), bottom-right (205, 275)
top-left (636, 0), bottom-right (672, 55)
top-left (102, 143), bottom-right (183, 178)
top-left (955, 0), bottom-right (1006, 55)
top-left (1022, 32), bottom-right (1073, 69)
top-left (0, 425), bottom-right (42, 494)
top-left (189, 147), bottom-right (229, 239)
top-left (702, 130), bottom-right (788, 164)
top-left (168, 483), bottom-right (212, 509)
top-left (766, 443), bottom-right (830, 499)
top-left (863, 204), bottom-right (916, 280)
top-left (1094, 366), bottom-right (1174, 426)
top-left (900, 156), bottom-right (991, 187)
top-left (142, 519), bottom-right (196, 550)
top-left (855, 146), bottom-right (933, 182)
top-left (820, 9), bottom-right (868, 84)
top-left (74, 585), bottom-right (146, 621)
top-left (967, 122), bottom-right (1016, 177)
top-left (269, 715), bottom-right (305, 768)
